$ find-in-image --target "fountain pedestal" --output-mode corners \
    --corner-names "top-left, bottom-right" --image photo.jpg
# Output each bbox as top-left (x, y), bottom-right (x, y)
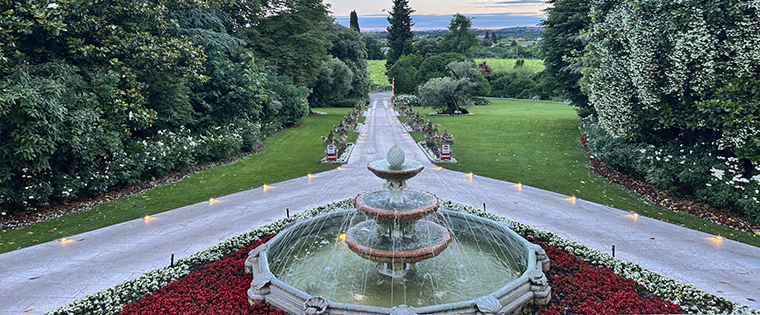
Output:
top-left (346, 146), bottom-right (451, 277)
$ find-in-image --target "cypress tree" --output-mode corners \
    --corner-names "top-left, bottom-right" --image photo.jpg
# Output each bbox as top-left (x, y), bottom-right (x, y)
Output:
top-left (349, 10), bottom-right (360, 32)
top-left (385, 0), bottom-right (415, 70)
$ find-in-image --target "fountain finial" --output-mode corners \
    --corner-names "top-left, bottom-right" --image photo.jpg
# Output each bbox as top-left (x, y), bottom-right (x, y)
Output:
top-left (387, 145), bottom-right (405, 169)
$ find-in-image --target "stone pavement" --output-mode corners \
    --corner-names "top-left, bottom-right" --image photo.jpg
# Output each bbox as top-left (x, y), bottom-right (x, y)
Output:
top-left (1, 92), bottom-right (758, 314)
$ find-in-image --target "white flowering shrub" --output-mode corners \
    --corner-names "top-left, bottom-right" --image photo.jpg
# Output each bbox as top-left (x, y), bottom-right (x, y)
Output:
top-left (0, 121), bottom-right (260, 211)
top-left (583, 118), bottom-right (760, 223)
top-left (585, 0), bottom-right (760, 160)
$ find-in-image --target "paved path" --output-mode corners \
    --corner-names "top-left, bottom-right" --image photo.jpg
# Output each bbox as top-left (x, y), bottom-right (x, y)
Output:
top-left (1, 92), bottom-right (759, 314)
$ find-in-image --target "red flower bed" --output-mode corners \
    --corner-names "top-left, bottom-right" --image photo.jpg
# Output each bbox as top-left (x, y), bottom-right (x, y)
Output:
top-left (119, 234), bottom-right (283, 315)
top-left (119, 233), bottom-right (682, 315)
top-left (580, 134), bottom-right (760, 235)
top-left (529, 243), bottom-right (682, 315)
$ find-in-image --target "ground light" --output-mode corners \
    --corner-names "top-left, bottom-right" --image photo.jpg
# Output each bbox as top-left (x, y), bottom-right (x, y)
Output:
top-left (514, 183), bottom-right (523, 191)
top-left (208, 198), bottom-right (218, 205)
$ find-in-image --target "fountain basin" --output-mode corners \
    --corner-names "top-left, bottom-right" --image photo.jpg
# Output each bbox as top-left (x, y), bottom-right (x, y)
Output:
top-left (368, 160), bottom-right (424, 182)
top-left (246, 208), bottom-right (551, 314)
top-left (355, 190), bottom-right (439, 223)
top-left (345, 220), bottom-right (451, 264)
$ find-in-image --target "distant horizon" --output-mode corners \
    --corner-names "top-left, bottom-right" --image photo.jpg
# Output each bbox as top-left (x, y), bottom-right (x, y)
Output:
top-left (333, 13), bottom-right (546, 31)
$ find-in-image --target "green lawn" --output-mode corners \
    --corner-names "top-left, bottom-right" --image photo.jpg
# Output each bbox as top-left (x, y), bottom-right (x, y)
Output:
top-left (474, 58), bottom-right (545, 73)
top-left (367, 60), bottom-right (390, 89)
top-left (0, 108), bottom-right (357, 254)
top-left (414, 99), bottom-right (760, 247)
top-left (367, 59), bottom-right (545, 90)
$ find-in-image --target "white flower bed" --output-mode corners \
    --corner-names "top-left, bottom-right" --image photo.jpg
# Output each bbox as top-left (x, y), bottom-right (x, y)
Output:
top-left (48, 198), bottom-right (758, 315)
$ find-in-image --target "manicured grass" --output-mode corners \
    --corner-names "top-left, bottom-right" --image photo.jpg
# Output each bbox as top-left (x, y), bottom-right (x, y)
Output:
top-left (367, 59), bottom-right (545, 90)
top-left (367, 60), bottom-right (390, 89)
top-left (474, 58), bottom-right (545, 73)
top-left (0, 108), bottom-right (358, 254)
top-left (415, 99), bottom-right (760, 247)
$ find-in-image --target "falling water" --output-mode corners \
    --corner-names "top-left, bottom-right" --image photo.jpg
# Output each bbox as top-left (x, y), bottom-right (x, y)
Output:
top-left (268, 208), bottom-right (527, 308)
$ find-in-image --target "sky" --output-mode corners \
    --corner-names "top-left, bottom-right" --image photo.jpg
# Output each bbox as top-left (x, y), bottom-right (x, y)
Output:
top-left (324, 0), bottom-right (550, 30)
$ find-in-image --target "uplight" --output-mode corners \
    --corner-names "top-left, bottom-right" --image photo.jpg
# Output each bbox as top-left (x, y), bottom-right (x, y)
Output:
top-left (143, 215), bottom-right (155, 221)
top-left (514, 183), bottom-right (523, 191)
top-left (338, 233), bottom-right (347, 241)
top-left (263, 184), bottom-right (271, 191)
top-left (434, 167), bottom-right (442, 171)
top-left (209, 198), bottom-right (218, 205)
top-left (307, 173), bottom-right (314, 178)
top-left (58, 238), bottom-right (73, 244)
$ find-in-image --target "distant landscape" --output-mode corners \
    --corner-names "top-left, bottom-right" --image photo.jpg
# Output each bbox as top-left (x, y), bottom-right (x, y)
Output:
top-left (334, 13), bottom-right (545, 30)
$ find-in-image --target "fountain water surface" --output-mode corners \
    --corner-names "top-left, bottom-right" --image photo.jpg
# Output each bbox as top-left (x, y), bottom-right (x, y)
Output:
top-left (245, 146), bottom-right (551, 314)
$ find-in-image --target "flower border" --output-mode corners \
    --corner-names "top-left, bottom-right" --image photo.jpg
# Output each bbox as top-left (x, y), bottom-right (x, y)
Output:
top-left (416, 141), bottom-right (458, 164)
top-left (47, 198), bottom-right (758, 315)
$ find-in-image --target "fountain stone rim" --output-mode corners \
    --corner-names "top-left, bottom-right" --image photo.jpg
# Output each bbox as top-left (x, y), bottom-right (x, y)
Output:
top-left (354, 190), bottom-right (439, 223)
top-left (367, 160), bottom-right (424, 182)
top-left (344, 219), bottom-right (452, 264)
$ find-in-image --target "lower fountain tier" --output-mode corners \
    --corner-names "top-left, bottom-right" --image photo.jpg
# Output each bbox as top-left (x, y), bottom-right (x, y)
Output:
top-left (344, 219), bottom-right (451, 264)
top-left (354, 190), bottom-right (439, 223)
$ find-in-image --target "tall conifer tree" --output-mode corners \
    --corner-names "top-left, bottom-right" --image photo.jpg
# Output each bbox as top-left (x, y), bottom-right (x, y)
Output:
top-left (385, 0), bottom-right (414, 70)
top-left (349, 10), bottom-right (360, 32)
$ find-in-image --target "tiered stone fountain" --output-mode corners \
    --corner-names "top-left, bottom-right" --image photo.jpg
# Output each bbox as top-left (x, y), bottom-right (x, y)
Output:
top-left (245, 146), bottom-right (551, 315)
top-left (347, 145), bottom-right (450, 277)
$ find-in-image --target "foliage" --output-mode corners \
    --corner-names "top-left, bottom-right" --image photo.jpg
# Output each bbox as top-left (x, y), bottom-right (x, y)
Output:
top-left (418, 76), bottom-right (474, 114)
top-left (309, 57), bottom-right (353, 107)
top-left (583, 119), bottom-right (760, 224)
top-left (325, 22), bottom-right (370, 100)
top-left (387, 54), bottom-right (424, 94)
top-left (263, 71), bottom-right (310, 127)
top-left (385, 0), bottom-right (415, 69)
top-left (585, 0), bottom-right (760, 154)
top-left (439, 14), bottom-right (478, 58)
top-left (0, 0), bottom-right (331, 212)
top-left (241, 0), bottom-right (334, 86)
top-left (349, 10), bottom-right (360, 32)
top-left (362, 36), bottom-right (385, 60)
top-left (412, 38), bottom-right (440, 58)
top-left (540, 0), bottom-right (592, 111)
top-left (415, 52), bottom-right (467, 85)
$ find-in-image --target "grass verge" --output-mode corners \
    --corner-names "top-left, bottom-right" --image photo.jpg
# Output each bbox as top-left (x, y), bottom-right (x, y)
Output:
top-left (0, 108), bottom-right (358, 254)
top-left (413, 99), bottom-right (760, 247)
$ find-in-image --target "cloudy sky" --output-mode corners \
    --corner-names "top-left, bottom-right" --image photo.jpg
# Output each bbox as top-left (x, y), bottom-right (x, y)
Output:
top-left (324, 0), bottom-right (550, 30)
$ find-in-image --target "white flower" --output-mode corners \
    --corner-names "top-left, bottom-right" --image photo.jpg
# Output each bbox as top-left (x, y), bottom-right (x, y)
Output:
top-left (710, 168), bottom-right (725, 180)
top-left (47, 3), bottom-right (58, 9)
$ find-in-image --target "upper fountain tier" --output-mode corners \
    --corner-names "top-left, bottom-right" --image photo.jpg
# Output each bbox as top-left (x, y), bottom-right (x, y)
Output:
top-left (366, 148), bottom-right (424, 182)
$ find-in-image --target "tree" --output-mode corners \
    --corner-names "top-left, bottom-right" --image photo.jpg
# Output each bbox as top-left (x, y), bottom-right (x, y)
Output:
top-left (241, 0), bottom-right (334, 86)
top-left (388, 54), bottom-right (424, 94)
top-left (349, 10), bottom-right (360, 32)
top-left (417, 76), bottom-right (475, 114)
top-left (325, 22), bottom-right (370, 99)
top-left (415, 52), bottom-right (467, 85)
top-left (363, 36), bottom-right (385, 60)
top-left (309, 57), bottom-right (354, 107)
top-left (412, 38), bottom-right (440, 58)
top-left (540, 0), bottom-right (592, 112)
top-left (385, 0), bottom-right (415, 69)
top-left (440, 14), bottom-right (478, 57)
